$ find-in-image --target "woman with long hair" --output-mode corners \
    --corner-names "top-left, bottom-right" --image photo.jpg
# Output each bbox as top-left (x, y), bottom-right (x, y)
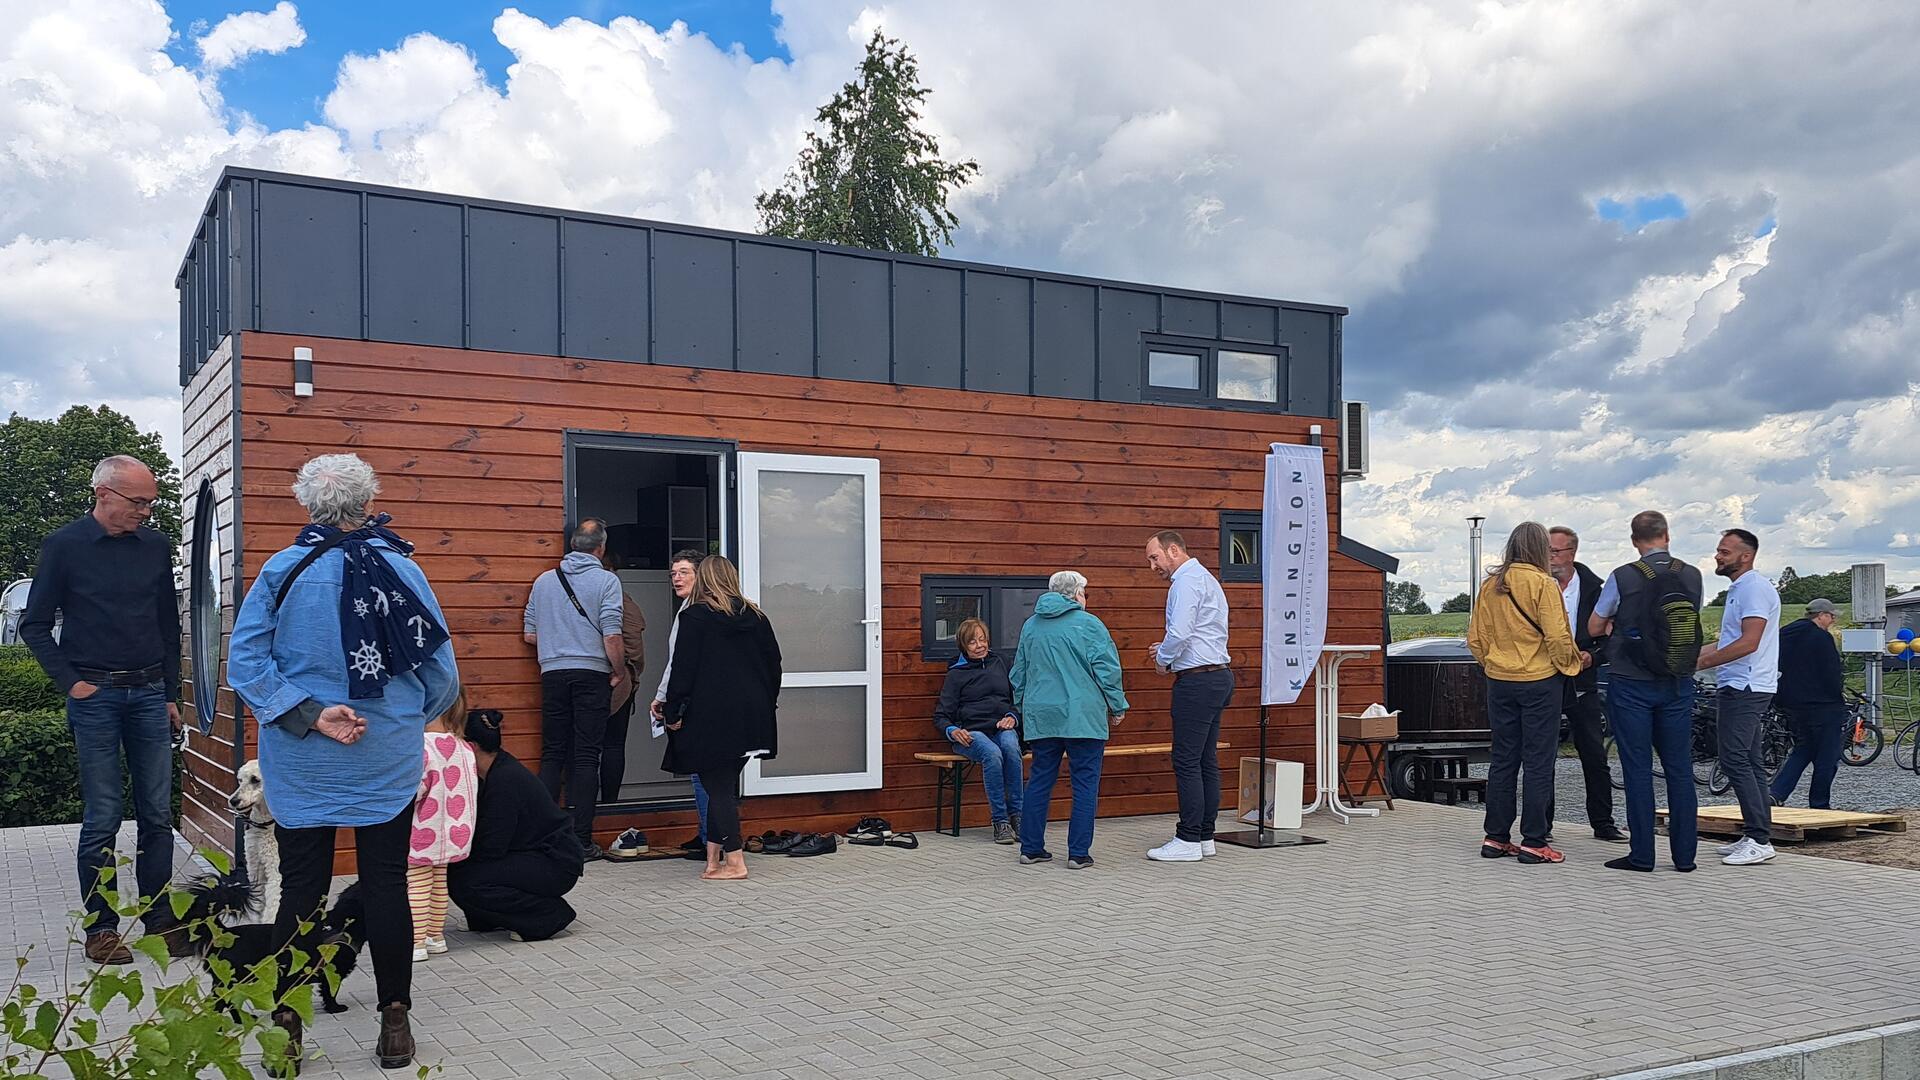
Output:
top-left (661, 556), bottom-right (782, 880)
top-left (1466, 521), bottom-right (1583, 865)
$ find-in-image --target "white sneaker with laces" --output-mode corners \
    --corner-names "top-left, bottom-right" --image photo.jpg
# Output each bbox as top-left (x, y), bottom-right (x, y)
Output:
top-left (1147, 838), bottom-right (1204, 862)
top-left (424, 936), bottom-right (448, 955)
top-left (411, 945), bottom-right (429, 962)
top-left (1200, 840), bottom-right (1217, 858)
top-left (1723, 840), bottom-right (1776, 866)
top-left (1715, 839), bottom-right (1745, 856)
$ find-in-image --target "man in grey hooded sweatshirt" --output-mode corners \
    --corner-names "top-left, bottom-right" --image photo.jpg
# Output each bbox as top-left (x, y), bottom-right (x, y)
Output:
top-left (524, 520), bottom-right (626, 860)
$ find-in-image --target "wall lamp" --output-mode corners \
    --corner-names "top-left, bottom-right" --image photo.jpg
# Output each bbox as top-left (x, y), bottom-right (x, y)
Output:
top-left (293, 346), bottom-right (314, 397)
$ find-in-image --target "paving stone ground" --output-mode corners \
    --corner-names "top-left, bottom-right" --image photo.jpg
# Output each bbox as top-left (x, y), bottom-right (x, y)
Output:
top-left (6, 801), bottom-right (1919, 1080)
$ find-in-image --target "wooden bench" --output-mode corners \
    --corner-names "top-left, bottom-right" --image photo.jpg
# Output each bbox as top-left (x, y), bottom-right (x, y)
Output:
top-left (915, 741), bottom-right (1229, 837)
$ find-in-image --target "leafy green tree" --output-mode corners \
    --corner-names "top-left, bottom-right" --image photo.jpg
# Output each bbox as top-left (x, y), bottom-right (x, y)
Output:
top-left (0, 406), bottom-right (182, 579)
top-left (756, 29), bottom-right (980, 255)
top-left (1405, 599), bottom-right (1432, 615)
top-left (1385, 580), bottom-right (1427, 615)
top-left (1439, 592), bottom-right (1472, 614)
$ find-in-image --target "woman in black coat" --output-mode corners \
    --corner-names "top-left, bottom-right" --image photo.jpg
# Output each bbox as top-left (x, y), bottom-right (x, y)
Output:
top-left (931, 618), bottom-right (1023, 844)
top-left (447, 710), bottom-right (585, 941)
top-left (662, 555), bottom-right (781, 880)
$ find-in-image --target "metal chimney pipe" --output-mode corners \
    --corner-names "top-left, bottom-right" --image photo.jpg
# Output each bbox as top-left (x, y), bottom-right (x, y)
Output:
top-left (1467, 516), bottom-right (1486, 619)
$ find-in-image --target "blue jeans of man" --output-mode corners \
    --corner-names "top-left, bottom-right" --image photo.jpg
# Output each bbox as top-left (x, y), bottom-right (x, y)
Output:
top-left (691, 773), bottom-right (710, 843)
top-left (1020, 738), bottom-right (1105, 859)
top-left (1770, 703), bottom-right (1845, 810)
top-left (952, 727), bottom-right (1025, 823)
top-left (1608, 675), bottom-right (1698, 869)
top-left (69, 684), bottom-right (175, 933)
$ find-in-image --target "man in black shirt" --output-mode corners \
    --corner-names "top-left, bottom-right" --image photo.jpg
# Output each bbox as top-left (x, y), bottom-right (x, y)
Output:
top-left (21, 456), bottom-right (182, 964)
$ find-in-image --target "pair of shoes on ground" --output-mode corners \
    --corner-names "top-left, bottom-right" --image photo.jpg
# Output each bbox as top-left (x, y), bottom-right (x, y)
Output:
top-left (605, 828), bottom-right (650, 859)
top-left (409, 936), bottom-right (450, 962)
top-left (750, 831), bottom-right (840, 856)
top-left (1717, 836), bottom-right (1778, 865)
top-left (1018, 851), bottom-right (1095, 869)
top-left (1146, 837), bottom-right (1219, 862)
top-left (991, 813), bottom-right (1025, 844)
top-left (267, 1002), bottom-right (413, 1077)
top-left (848, 831), bottom-right (918, 849)
top-left (1480, 838), bottom-right (1565, 864)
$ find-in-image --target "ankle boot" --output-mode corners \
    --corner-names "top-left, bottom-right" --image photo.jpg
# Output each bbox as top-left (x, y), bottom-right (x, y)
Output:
top-left (269, 1007), bottom-right (303, 1077)
top-left (376, 1002), bottom-right (414, 1070)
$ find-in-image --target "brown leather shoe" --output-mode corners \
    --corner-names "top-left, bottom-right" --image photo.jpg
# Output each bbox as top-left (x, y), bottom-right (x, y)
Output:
top-left (269, 1007), bottom-right (302, 1077)
top-left (84, 930), bottom-right (133, 965)
top-left (376, 1003), bottom-right (414, 1070)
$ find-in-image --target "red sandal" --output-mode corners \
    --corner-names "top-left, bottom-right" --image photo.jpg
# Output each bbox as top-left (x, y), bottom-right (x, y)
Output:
top-left (1517, 843), bottom-right (1565, 865)
top-left (1480, 839), bottom-right (1520, 858)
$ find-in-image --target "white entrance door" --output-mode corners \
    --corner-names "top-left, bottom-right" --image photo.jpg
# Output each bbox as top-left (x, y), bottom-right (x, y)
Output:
top-left (737, 453), bottom-right (883, 794)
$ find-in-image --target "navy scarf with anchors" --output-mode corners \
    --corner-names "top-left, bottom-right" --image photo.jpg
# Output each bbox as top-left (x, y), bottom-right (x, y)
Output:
top-left (292, 514), bottom-right (449, 700)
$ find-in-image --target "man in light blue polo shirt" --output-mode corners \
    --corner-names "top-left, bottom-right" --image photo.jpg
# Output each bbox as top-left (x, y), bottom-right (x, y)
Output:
top-left (1695, 528), bottom-right (1780, 866)
top-left (1144, 529), bottom-right (1232, 863)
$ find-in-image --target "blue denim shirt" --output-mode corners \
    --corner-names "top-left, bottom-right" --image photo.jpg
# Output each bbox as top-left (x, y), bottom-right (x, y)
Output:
top-left (228, 539), bottom-right (460, 830)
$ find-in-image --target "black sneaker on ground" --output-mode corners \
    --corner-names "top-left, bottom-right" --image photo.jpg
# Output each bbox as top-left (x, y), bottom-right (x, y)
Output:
top-left (582, 842), bottom-right (607, 862)
top-left (1019, 851), bottom-right (1052, 865)
top-left (1593, 825), bottom-right (1630, 844)
top-left (1603, 856), bottom-right (1653, 872)
top-left (1067, 856), bottom-right (1094, 870)
top-left (607, 828), bottom-right (648, 859)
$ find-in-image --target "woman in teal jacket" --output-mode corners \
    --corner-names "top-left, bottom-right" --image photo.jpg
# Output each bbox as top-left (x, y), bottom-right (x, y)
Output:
top-left (1011, 570), bottom-right (1128, 868)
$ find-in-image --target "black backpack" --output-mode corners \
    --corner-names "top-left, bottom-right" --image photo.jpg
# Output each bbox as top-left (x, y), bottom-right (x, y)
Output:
top-left (1619, 558), bottom-right (1704, 678)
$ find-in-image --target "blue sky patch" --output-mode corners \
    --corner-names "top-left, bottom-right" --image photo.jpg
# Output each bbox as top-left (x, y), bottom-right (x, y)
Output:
top-left (1595, 192), bottom-right (1688, 230)
top-left (162, 1), bottom-right (789, 131)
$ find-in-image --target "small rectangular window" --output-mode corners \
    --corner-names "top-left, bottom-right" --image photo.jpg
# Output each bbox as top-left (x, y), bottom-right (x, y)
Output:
top-left (1147, 349), bottom-right (1202, 390)
top-left (1217, 350), bottom-right (1280, 403)
top-left (921, 575), bottom-right (1051, 660)
top-left (927, 588), bottom-right (988, 652)
top-left (1219, 510), bottom-right (1261, 583)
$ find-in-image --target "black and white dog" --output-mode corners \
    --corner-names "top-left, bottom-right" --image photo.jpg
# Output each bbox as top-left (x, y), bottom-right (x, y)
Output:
top-left (175, 874), bottom-right (367, 1014)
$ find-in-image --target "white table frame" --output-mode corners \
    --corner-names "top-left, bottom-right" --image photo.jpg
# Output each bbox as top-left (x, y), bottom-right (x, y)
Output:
top-left (1301, 644), bottom-right (1382, 823)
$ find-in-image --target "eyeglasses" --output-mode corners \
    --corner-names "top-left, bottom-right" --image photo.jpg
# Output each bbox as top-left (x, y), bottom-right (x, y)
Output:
top-left (102, 486), bottom-right (156, 510)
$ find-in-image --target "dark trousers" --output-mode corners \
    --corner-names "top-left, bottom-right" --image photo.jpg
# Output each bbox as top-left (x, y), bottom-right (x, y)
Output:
top-left (273, 804), bottom-right (413, 1009)
top-left (1483, 675), bottom-right (1563, 848)
top-left (1170, 668), bottom-right (1234, 842)
top-left (1717, 687), bottom-right (1775, 843)
top-left (448, 851), bottom-right (580, 942)
top-left (67, 684), bottom-right (175, 934)
top-left (599, 694), bottom-right (635, 803)
top-left (1609, 675), bottom-right (1698, 869)
top-left (1770, 703), bottom-right (1846, 809)
top-left (538, 669), bottom-right (611, 847)
top-left (696, 761), bottom-right (746, 852)
top-left (1547, 685), bottom-right (1617, 832)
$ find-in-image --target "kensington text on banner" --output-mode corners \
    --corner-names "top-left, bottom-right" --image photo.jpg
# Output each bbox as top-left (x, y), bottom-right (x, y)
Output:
top-left (1261, 443), bottom-right (1328, 705)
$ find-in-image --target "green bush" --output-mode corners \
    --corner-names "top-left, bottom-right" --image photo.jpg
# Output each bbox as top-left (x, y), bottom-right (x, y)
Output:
top-left (0, 708), bottom-right (183, 829)
top-left (0, 643), bottom-right (63, 711)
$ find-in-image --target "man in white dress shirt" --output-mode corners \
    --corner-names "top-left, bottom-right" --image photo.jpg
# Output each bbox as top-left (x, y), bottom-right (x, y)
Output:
top-left (1144, 530), bottom-right (1233, 863)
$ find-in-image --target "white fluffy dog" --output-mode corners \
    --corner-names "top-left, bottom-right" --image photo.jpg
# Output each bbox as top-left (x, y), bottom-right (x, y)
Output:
top-left (227, 760), bottom-right (281, 924)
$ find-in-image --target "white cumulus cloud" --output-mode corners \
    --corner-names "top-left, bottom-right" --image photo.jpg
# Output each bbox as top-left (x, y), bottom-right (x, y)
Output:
top-left (197, 2), bottom-right (306, 72)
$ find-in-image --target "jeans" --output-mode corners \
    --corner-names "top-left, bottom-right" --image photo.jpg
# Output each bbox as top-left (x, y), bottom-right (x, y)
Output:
top-left (1020, 738), bottom-right (1105, 859)
top-left (697, 761), bottom-right (746, 852)
top-left (1770, 703), bottom-right (1846, 810)
top-left (538, 669), bottom-right (612, 847)
top-left (1170, 668), bottom-right (1234, 842)
top-left (691, 773), bottom-right (710, 843)
top-left (1609, 675), bottom-right (1698, 869)
top-left (952, 727), bottom-right (1025, 823)
top-left (274, 802), bottom-right (414, 1009)
top-left (1717, 687), bottom-right (1775, 843)
top-left (1482, 675), bottom-right (1563, 848)
top-left (68, 683), bottom-right (175, 934)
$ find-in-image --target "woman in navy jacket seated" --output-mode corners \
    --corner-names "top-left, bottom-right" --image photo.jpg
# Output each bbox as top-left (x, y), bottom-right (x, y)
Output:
top-left (934, 618), bottom-right (1023, 844)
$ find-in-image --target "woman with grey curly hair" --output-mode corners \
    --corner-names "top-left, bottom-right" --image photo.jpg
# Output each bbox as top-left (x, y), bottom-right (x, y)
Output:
top-left (228, 452), bottom-right (459, 1074)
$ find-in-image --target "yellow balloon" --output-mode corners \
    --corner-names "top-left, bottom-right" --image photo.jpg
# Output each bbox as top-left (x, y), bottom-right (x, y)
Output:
top-left (1892, 640), bottom-right (1912, 656)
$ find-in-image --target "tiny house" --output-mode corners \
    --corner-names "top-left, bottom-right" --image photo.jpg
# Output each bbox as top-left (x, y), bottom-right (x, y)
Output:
top-left (174, 168), bottom-right (1395, 863)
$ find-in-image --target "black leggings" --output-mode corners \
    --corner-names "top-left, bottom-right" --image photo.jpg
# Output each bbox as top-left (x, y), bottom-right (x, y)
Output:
top-left (272, 803), bottom-right (413, 1009)
top-left (696, 761), bottom-right (746, 852)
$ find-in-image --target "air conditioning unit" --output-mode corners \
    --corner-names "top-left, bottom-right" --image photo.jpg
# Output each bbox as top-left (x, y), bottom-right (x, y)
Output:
top-left (1339, 400), bottom-right (1370, 479)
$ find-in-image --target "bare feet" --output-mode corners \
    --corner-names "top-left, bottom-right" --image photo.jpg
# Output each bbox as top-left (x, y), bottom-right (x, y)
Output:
top-left (704, 850), bottom-right (748, 880)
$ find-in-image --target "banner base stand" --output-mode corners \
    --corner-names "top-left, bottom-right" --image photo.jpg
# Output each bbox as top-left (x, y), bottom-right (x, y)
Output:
top-left (1213, 829), bottom-right (1325, 849)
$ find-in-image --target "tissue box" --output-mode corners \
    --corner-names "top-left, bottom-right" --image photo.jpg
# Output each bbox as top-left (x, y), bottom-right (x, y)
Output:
top-left (1338, 710), bottom-right (1399, 740)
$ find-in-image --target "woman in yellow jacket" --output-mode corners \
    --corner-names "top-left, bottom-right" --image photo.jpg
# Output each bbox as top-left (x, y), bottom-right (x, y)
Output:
top-left (1467, 522), bottom-right (1583, 864)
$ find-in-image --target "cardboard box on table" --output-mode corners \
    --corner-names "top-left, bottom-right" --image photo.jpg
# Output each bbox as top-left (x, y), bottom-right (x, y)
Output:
top-left (1235, 757), bottom-right (1304, 830)
top-left (1337, 710), bottom-right (1400, 740)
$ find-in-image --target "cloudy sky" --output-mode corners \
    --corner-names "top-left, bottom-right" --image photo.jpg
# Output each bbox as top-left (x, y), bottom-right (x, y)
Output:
top-left (4, 0), bottom-right (1917, 600)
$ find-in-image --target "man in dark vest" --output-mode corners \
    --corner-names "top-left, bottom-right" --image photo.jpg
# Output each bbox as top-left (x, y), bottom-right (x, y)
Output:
top-left (1588, 510), bottom-right (1703, 873)
top-left (1547, 526), bottom-right (1627, 843)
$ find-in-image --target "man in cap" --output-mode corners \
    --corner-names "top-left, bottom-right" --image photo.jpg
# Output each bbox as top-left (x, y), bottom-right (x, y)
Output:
top-left (1768, 597), bottom-right (1847, 810)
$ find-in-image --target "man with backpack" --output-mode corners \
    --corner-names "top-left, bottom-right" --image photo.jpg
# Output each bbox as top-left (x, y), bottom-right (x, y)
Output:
top-left (1695, 528), bottom-right (1780, 865)
top-left (1588, 510), bottom-right (1705, 873)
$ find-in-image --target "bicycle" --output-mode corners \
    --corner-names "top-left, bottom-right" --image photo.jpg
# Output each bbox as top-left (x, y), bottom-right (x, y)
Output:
top-left (1706, 704), bottom-right (1792, 795)
top-left (1608, 692), bottom-right (1717, 790)
top-left (1839, 689), bottom-right (1884, 766)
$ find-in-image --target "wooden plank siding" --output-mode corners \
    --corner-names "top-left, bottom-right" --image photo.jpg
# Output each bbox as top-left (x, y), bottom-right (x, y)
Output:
top-left (223, 331), bottom-right (1386, 856)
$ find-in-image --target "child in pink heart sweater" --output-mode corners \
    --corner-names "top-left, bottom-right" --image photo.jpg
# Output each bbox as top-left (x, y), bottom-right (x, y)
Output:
top-left (409, 687), bottom-right (479, 960)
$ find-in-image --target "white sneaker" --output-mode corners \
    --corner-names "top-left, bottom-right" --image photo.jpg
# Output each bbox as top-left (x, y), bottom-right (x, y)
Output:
top-left (424, 936), bottom-right (448, 955)
top-left (411, 945), bottom-right (428, 962)
top-left (1201, 840), bottom-right (1217, 858)
top-left (1723, 840), bottom-right (1776, 866)
top-left (1147, 838), bottom-right (1204, 862)
top-left (1716, 839), bottom-right (1745, 856)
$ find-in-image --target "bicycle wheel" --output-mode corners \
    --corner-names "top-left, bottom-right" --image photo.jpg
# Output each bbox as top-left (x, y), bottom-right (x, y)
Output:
top-left (1693, 756), bottom-right (1714, 788)
top-left (1893, 721), bottom-right (1920, 773)
top-left (1606, 736), bottom-right (1625, 790)
top-left (1708, 759), bottom-right (1732, 796)
top-left (1841, 721), bottom-right (1884, 767)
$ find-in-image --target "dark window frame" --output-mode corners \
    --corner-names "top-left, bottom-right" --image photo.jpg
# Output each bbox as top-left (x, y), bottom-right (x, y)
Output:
top-left (1219, 510), bottom-right (1262, 584)
top-left (1141, 334), bottom-right (1291, 412)
top-left (920, 574), bottom-right (1053, 661)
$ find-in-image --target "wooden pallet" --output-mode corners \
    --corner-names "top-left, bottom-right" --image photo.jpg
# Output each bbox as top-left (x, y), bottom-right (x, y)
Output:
top-left (1657, 805), bottom-right (1909, 843)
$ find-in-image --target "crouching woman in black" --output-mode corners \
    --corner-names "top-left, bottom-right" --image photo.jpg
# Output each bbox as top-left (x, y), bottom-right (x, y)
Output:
top-left (448, 710), bottom-right (585, 941)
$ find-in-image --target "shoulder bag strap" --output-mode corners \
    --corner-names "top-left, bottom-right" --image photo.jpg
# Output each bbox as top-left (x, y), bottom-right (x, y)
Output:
top-left (555, 566), bottom-right (597, 626)
top-left (1506, 588), bottom-right (1547, 638)
top-left (274, 531), bottom-right (355, 609)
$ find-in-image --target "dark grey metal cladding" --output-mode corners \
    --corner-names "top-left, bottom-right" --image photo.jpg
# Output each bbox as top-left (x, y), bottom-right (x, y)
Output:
top-left (963, 272), bottom-right (1030, 394)
top-left (1032, 281), bottom-right (1097, 399)
top-left (653, 231), bottom-right (733, 369)
top-left (469, 208), bottom-right (559, 355)
top-left (737, 242), bottom-right (813, 377)
top-left (893, 263), bottom-right (963, 388)
top-left (176, 169), bottom-right (1347, 418)
top-left (816, 253), bottom-right (889, 383)
top-left (366, 195), bottom-right (463, 348)
top-left (561, 220), bottom-right (648, 363)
